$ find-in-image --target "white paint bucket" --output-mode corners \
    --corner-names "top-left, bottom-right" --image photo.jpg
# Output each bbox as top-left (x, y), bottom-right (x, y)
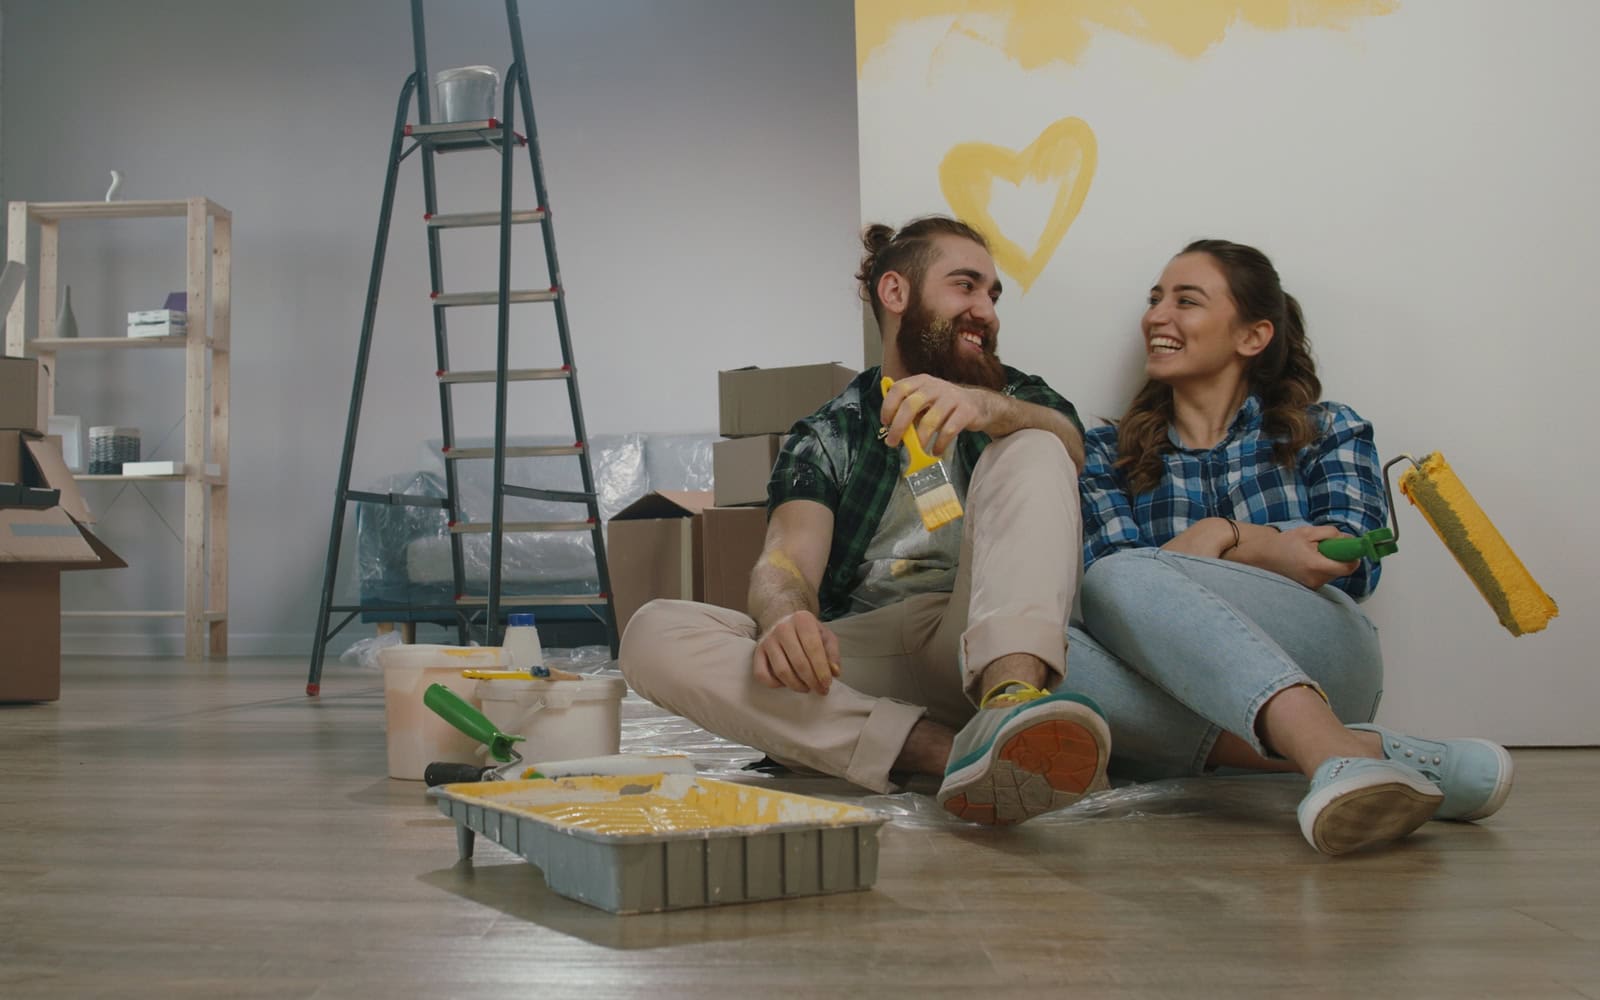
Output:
top-left (378, 644), bottom-right (510, 780)
top-left (475, 674), bottom-right (629, 766)
top-left (433, 65), bottom-right (500, 123)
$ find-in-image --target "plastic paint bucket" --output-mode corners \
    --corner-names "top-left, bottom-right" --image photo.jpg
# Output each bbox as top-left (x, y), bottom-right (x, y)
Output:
top-left (474, 673), bottom-right (628, 765)
top-left (378, 644), bottom-right (510, 780)
top-left (433, 66), bottom-right (500, 123)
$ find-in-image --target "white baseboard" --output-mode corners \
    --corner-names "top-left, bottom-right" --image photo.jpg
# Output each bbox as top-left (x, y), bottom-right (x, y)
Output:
top-left (61, 631), bottom-right (367, 658)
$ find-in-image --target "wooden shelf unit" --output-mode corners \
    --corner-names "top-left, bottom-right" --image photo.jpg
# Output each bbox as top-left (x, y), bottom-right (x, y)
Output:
top-left (4, 197), bottom-right (231, 660)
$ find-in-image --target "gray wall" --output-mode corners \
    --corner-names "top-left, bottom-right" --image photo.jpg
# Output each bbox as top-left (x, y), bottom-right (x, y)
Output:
top-left (1, 0), bottom-right (862, 655)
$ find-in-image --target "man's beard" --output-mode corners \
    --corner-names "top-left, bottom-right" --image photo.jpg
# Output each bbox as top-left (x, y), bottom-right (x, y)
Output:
top-left (896, 293), bottom-right (1006, 390)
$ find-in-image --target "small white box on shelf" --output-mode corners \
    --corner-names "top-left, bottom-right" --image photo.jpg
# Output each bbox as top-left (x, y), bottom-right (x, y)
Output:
top-left (120, 460), bottom-right (221, 477)
top-left (127, 309), bottom-right (187, 325)
top-left (127, 321), bottom-right (187, 338)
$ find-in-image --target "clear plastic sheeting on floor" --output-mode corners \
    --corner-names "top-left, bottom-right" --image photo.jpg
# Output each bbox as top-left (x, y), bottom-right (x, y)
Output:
top-left (550, 646), bottom-right (1307, 832)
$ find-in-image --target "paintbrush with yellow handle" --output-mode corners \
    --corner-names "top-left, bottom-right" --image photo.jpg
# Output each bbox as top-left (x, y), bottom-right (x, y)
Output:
top-left (882, 376), bottom-right (964, 531)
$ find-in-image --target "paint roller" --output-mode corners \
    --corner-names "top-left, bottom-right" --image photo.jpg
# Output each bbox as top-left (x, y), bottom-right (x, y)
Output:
top-left (1318, 453), bottom-right (1558, 636)
top-left (420, 684), bottom-right (694, 785)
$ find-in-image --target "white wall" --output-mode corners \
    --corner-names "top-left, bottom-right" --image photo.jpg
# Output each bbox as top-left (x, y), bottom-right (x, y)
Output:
top-left (858, 2), bottom-right (1596, 744)
top-left (2, 0), bottom-right (861, 657)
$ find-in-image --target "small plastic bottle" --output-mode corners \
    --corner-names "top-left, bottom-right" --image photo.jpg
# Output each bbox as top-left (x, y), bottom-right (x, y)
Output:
top-left (502, 612), bottom-right (547, 677)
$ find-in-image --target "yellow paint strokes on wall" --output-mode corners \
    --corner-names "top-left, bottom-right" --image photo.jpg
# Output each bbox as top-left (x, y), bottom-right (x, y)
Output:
top-left (856, 0), bottom-right (1398, 76)
top-left (939, 117), bottom-right (1097, 292)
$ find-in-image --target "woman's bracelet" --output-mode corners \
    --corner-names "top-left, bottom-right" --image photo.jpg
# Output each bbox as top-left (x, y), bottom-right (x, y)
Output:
top-left (1221, 518), bottom-right (1242, 556)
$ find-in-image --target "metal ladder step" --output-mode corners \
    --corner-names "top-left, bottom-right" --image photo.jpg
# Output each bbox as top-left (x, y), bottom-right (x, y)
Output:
top-left (443, 444), bottom-right (584, 460)
top-left (455, 593), bottom-right (609, 607)
top-left (426, 209), bottom-right (547, 229)
top-left (500, 485), bottom-right (596, 505)
top-left (344, 490), bottom-right (450, 509)
top-left (437, 366), bottom-right (570, 385)
top-left (450, 519), bottom-right (595, 535)
top-left (404, 119), bottom-right (527, 150)
top-left (432, 288), bottom-right (559, 307)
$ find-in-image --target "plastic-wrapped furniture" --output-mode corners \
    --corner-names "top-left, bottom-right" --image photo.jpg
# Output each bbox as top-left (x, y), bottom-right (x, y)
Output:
top-left (356, 432), bottom-right (716, 646)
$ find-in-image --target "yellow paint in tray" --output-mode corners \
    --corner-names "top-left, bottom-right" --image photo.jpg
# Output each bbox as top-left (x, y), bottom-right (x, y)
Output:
top-left (447, 773), bottom-right (873, 837)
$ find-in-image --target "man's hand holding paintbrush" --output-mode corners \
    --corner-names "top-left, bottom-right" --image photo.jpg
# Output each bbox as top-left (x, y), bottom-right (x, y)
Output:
top-left (882, 374), bottom-right (1085, 469)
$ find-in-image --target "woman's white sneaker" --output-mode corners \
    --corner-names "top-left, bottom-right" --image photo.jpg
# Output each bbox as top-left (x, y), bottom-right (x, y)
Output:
top-left (1297, 756), bottom-right (1444, 856)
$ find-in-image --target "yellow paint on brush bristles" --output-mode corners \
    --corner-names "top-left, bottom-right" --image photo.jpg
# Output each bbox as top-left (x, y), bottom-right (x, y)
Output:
top-left (882, 376), bottom-right (964, 531)
top-left (1400, 452), bottom-right (1558, 636)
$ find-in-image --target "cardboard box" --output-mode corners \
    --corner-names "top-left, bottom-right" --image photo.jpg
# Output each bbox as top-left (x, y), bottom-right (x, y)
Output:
top-left (700, 506), bottom-right (768, 614)
top-left (606, 492), bottom-right (771, 632)
top-left (607, 491), bottom-right (713, 635)
top-left (1, 438), bottom-right (124, 702)
top-left (0, 432), bottom-right (25, 484)
top-left (717, 363), bottom-right (856, 437)
top-left (712, 434), bottom-right (783, 507)
top-left (0, 356), bottom-right (48, 435)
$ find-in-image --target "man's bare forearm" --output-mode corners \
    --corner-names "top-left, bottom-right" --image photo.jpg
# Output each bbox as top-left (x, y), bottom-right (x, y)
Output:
top-left (747, 552), bottom-right (820, 635)
top-left (982, 394), bottom-right (1085, 469)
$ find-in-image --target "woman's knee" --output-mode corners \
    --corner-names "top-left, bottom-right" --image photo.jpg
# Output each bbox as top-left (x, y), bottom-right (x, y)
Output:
top-left (1307, 624), bottom-right (1384, 724)
top-left (1081, 549), bottom-right (1170, 618)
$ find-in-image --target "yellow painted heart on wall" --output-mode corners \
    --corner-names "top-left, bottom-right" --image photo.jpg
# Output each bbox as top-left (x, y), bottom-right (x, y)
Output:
top-left (939, 117), bottom-right (1097, 293)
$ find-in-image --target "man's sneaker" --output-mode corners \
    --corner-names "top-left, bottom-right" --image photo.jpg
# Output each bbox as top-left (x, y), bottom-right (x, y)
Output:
top-left (1349, 723), bottom-right (1514, 822)
top-left (1297, 756), bottom-right (1444, 856)
top-left (936, 682), bottom-right (1110, 826)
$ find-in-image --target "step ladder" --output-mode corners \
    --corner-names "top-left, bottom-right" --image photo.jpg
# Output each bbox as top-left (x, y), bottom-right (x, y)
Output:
top-left (305, 0), bottom-right (617, 696)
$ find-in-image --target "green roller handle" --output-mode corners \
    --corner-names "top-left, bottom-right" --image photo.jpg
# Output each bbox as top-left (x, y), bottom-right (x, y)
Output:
top-left (1318, 528), bottom-right (1398, 563)
top-left (422, 683), bottom-right (524, 762)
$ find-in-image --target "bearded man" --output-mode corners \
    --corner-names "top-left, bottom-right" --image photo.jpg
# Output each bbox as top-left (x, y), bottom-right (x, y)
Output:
top-left (620, 216), bottom-right (1108, 825)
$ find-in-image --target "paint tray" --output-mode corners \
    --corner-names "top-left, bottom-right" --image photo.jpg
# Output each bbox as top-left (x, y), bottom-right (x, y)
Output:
top-left (430, 772), bottom-right (888, 914)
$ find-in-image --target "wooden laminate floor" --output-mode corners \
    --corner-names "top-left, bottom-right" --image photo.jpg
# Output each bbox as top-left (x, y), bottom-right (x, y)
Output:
top-left (1, 656), bottom-right (1596, 999)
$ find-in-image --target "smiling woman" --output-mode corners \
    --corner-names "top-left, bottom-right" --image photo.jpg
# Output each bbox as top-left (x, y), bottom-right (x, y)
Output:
top-left (1059, 238), bottom-right (1516, 856)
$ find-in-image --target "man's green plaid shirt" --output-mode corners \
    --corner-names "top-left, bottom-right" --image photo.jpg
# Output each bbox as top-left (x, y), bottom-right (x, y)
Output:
top-left (766, 364), bottom-right (1083, 621)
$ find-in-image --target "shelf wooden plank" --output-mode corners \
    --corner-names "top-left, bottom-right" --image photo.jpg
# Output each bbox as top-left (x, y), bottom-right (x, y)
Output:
top-left (27, 336), bottom-right (225, 351)
top-left (210, 210), bottom-right (231, 658)
top-left (75, 473), bottom-right (184, 482)
top-left (39, 222), bottom-right (58, 341)
top-left (73, 474), bottom-right (227, 485)
top-left (4, 204), bottom-right (25, 356)
top-left (185, 199), bottom-right (209, 663)
top-left (61, 610), bottom-right (183, 619)
top-left (60, 610), bottom-right (227, 620)
top-left (26, 199), bottom-right (229, 222)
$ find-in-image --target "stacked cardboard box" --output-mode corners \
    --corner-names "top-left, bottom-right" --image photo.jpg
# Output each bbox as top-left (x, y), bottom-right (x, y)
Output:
top-left (605, 491), bottom-right (767, 633)
top-left (0, 425), bottom-right (126, 701)
top-left (0, 356), bottom-right (48, 436)
top-left (712, 363), bottom-right (856, 506)
top-left (603, 363), bottom-right (857, 634)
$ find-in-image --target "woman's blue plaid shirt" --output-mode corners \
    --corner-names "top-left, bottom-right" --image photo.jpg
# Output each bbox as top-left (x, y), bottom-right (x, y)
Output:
top-left (1079, 395), bottom-right (1387, 598)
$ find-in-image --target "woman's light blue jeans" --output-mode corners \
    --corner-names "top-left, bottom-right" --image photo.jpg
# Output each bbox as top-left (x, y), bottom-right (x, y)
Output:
top-left (1065, 549), bottom-right (1384, 780)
